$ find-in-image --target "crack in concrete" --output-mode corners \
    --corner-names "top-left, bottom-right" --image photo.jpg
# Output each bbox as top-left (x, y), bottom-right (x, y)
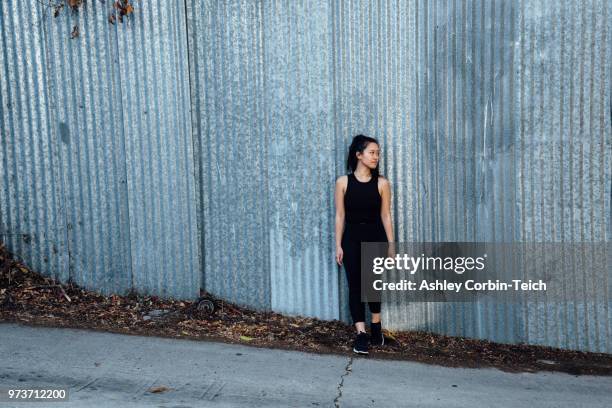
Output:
top-left (333, 356), bottom-right (353, 407)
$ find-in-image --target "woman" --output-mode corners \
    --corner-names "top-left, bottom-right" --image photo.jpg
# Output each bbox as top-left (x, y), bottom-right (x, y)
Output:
top-left (335, 135), bottom-right (395, 354)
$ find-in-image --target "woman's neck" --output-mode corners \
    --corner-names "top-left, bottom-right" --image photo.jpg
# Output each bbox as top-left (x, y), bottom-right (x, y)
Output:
top-left (354, 166), bottom-right (372, 179)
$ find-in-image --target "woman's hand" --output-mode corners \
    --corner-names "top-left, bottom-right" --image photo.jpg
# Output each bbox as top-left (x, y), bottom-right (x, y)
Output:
top-left (387, 242), bottom-right (397, 259)
top-left (336, 245), bottom-right (344, 266)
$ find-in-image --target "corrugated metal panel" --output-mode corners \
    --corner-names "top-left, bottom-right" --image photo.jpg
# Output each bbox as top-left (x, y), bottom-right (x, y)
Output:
top-left (265, 0), bottom-right (338, 319)
top-left (187, 0), bottom-right (270, 309)
top-left (42, 0), bottom-right (133, 295)
top-left (380, 0), bottom-right (611, 354)
top-left (326, 0), bottom-right (610, 353)
top-left (2, 0), bottom-right (609, 353)
top-left (427, 0), bottom-right (520, 344)
top-left (331, 0), bottom-right (423, 324)
top-left (117, 0), bottom-right (200, 299)
top-left (2, 1), bottom-right (200, 299)
top-left (516, 0), bottom-right (611, 352)
top-left (0, 1), bottom-right (69, 282)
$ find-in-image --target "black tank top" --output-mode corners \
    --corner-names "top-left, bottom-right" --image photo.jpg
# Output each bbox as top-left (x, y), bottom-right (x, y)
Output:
top-left (344, 173), bottom-right (382, 224)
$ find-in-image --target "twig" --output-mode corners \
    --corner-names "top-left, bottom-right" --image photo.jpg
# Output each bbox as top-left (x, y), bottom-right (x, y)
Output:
top-left (30, 284), bottom-right (72, 302)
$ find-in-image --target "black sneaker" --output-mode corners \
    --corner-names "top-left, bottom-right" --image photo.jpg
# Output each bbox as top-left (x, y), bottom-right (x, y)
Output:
top-left (352, 332), bottom-right (369, 354)
top-left (370, 322), bottom-right (384, 347)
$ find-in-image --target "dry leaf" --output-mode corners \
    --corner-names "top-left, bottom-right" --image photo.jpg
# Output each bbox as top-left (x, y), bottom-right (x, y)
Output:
top-left (68, 0), bottom-right (83, 9)
top-left (384, 331), bottom-right (397, 341)
top-left (114, 0), bottom-right (134, 22)
top-left (149, 386), bottom-right (171, 394)
top-left (240, 335), bottom-right (253, 341)
top-left (53, 4), bottom-right (64, 17)
top-left (70, 25), bottom-right (79, 39)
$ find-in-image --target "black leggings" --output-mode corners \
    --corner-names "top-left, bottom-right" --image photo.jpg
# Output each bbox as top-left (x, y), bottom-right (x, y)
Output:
top-left (342, 222), bottom-right (387, 323)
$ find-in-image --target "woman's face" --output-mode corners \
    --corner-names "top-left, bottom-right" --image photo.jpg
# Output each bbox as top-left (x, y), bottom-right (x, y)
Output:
top-left (356, 142), bottom-right (380, 169)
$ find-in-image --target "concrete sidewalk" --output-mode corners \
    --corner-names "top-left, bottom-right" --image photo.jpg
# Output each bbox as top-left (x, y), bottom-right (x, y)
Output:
top-left (0, 323), bottom-right (610, 408)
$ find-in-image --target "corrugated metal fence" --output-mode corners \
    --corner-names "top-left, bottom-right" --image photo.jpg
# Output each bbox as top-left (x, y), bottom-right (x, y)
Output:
top-left (1, 0), bottom-right (610, 353)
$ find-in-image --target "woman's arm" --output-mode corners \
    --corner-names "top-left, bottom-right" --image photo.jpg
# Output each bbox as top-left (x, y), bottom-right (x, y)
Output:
top-left (380, 178), bottom-right (395, 243)
top-left (335, 177), bottom-right (347, 265)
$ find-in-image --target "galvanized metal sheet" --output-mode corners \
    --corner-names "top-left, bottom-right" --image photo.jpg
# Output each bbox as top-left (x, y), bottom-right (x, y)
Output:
top-left (117, 0), bottom-right (200, 299)
top-left (42, 0), bottom-right (133, 295)
top-left (515, 0), bottom-right (611, 352)
top-left (265, 0), bottom-right (338, 319)
top-left (2, 0), bottom-right (609, 353)
top-left (381, 0), bottom-right (611, 353)
top-left (2, 1), bottom-right (201, 299)
top-left (187, 0), bottom-right (270, 309)
top-left (0, 1), bottom-right (69, 283)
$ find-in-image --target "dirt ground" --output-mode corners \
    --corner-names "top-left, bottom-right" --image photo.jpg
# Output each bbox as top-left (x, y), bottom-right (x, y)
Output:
top-left (1, 243), bottom-right (610, 376)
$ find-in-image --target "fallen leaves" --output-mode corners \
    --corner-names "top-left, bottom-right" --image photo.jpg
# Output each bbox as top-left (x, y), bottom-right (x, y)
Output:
top-left (112, 0), bottom-right (134, 23)
top-left (39, 0), bottom-right (135, 39)
top-left (1, 241), bottom-right (611, 376)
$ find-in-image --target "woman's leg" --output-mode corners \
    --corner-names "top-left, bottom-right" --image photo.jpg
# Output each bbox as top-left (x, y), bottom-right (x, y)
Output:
top-left (369, 302), bottom-right (381, 323)
top-left (367, 237), bottom-right (384, 345)
top-left (369, 223), bottom-right (387, 326)
top-left (343, 236), bottom-right (366, 332)
top-left (345, 263), bottom-right (366, 331)
top-left (369, 303), bottom-right (384, 345)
